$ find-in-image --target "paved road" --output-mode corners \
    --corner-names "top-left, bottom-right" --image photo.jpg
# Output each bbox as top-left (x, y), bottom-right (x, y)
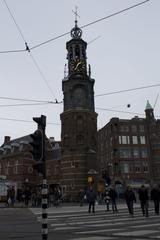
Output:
top-left (31, 203), bottom-right (160, 240)
top-left (0, 207), bottom-right (41, 240)
top-left (1, 203), bottom-right (160, 239)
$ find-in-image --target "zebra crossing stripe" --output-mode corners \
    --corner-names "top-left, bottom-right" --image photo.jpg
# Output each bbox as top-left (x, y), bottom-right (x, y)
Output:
top-left (113, 229), bottom-right (159, 236)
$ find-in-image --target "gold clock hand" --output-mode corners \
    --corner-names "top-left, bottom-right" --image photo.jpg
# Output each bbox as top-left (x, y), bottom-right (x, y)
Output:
top-left (74, 61), bottom-right (81, 70)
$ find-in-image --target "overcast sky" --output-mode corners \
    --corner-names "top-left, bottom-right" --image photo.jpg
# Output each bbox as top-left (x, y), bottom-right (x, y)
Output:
top-left (0, 0), bottom-right (159, 145)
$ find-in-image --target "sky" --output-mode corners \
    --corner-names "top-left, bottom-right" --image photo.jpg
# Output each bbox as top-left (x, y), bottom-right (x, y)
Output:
top-left (0, 0), bottom-right (159, 145)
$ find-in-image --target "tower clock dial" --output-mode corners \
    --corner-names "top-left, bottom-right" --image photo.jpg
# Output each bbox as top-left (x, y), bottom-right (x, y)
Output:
top-left (70, 59), bottom-right (86, 72)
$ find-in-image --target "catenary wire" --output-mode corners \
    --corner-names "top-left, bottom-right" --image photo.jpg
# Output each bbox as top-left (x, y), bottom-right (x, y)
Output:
top-left (0, 0), bottom-right (150, 53)
top-left (95, 84), bottom-right (160, 97)
top-left (0, 117), bottom-right (60, 125)
top-left (3, 0), bottom-right (58, 101)
top-left (0, 83), bottom-right (158, 104)
top-left (28, 52), bottom-right (58, 100)
top-left (96, 107), bottom-right (160, 119)
top-left (30, 0), bottom-right (150, 50)
top-left (0, 96), bottom-right (56, 103)
top-left (3, 0), bottom-right (26, 42)
top-left (0, 103), bottom-right (56, 107)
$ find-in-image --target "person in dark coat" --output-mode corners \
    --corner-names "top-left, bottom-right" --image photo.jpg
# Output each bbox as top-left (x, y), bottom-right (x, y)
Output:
top-left (151, 185), bottom-right (160, 215)
top-left (124, 186), bottom-right (136, 216)
top-left (108, 186), bottom-right (118, 212)
top-left (138, 185), bottom-right (149, 217)
top-left (86, 186), bottom-right (96, 213)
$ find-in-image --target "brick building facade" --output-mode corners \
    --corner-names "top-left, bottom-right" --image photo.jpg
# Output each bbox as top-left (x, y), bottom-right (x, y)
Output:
top-left (98, 101), bottom-right (160, 189)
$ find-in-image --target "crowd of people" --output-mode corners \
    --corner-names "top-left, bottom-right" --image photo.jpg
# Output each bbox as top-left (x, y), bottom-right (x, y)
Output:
top-left (5, 186), bottom-right (62, 208)
top-left (83, 184), bottom-right (160, 217)
top-left (4, 184), bottom-right (160, 217)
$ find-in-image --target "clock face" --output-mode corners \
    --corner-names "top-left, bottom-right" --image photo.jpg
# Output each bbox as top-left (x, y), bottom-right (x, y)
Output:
top-left (70, 59), bottom-right (86, 72)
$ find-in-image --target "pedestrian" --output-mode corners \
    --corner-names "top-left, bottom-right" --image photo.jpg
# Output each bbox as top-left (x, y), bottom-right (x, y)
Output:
top-left (138, 185), bottom-right (149, 217)
top-left (54, 187), bottom-right (61, 207)
top-left (10, 186), bottom-right (15, 207)
top-left (86, 186), bottom-right (96, 213)
top-left (79, 189), bottom-right (84, 206)
top-left (124, 186), bottom-right (136, 217)
top-left (109, 186), bottom-right (118, 212)
top-left (151, 185), bottom-right (160, 215)
top-left (24, 187), bottom-right (31, 207)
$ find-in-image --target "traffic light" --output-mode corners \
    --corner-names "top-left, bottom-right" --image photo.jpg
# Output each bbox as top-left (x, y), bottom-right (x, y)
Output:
top-left (30, 115), bottom-right (46, 176)
top-left (30, 129), bottom-right (43, 161)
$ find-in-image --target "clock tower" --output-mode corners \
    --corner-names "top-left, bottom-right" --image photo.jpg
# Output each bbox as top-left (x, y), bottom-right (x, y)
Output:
top-left (60, 19), bottom-right (98, 201)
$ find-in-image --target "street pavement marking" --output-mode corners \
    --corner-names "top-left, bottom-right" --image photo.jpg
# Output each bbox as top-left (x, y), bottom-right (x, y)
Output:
top-left (71, 237), bottom-right (115, 240)
top-left (113, 229), bottom-right (159, 236)
top-left (75, 228), bottom-right (124, 234)
top-left (130, 222), bottom-right (160, 228)
top-left (53, 226), bottom-right (83, 231)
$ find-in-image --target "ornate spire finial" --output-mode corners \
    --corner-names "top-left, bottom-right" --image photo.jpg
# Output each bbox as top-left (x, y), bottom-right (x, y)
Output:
top-left (71, 6), bottom-right (82, 39)
top-left (72, 6), bottom-right (80, 26)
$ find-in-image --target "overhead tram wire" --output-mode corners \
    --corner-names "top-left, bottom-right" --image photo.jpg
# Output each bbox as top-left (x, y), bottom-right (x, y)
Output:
top-left (0, 96), bottom-right (60, 103)
top-left (0, 83), bottom-right (158, 104)
top-left (30, 0), bottom-right (150, 50)
top-left (1, 0), bottom-right (150, 53)
top-left (3, 0), bottom-right (59, 103)
top-left (96, 107), bottom-right (160, 119)
top-left (96, 107), bottom-right (145, 116)
top-left (0, 117), bottom-right (60, 125)
top-left (0, 102), bottom-right (55, 108)
top-left (95, 84), bottom-right (160, 98)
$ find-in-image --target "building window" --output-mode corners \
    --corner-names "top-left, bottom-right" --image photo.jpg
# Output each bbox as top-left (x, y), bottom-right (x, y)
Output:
top-left (119, 125), bottom-right (129, 132)
top-left (142, 163), bottom-right (148, 172)
top-left (121, 163), bottom-right (129, 173)
top-left (141, 148), bottom-right (148, 158)
top-left (119, 148), bottom-right (131, 158)
top-left (133, 148), bottom-right (139, 158)
top-left (119, 136), bottom-right (130, 144)
top-left (135, 164), bottom-right (141, 173)
top-left (139, 125), bottom-right (145, 132)
top-left (131, 125), bottom-right (137, 132)
top-left (140, 136), bottom-right (146, 144)
top-left (132, 136), bottom-right (138, 144)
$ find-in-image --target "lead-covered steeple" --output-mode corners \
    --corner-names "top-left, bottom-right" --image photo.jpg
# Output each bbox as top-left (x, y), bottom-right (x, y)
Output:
top-left (145, 100), bottom-right (154, 120)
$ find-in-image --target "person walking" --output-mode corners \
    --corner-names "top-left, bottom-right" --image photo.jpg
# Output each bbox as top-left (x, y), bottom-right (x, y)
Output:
top-left (10, 186), bottom-right (15, 207)
top-left (79, 189), bottom-right (85, 207)
top-left (151, 185), bottom-right (160, 215)
top-left (124, 186), bottom-right (136, 217)
top-left (86, 186), bottom-right (96, 213)
top-left (138, 185), bottom-right (149, 217)
top-left (109, 186), bottom-right (118, 212)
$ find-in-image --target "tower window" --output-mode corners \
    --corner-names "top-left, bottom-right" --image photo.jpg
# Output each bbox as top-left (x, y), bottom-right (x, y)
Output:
top-left (75, 45), bottom-right (80, 58)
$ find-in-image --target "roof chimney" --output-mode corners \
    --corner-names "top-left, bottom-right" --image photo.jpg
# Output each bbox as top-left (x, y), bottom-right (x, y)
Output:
top-left (4, 136), bottom-right (11, 144)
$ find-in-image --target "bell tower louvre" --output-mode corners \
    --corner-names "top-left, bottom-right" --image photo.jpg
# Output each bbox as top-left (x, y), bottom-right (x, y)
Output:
top-left (60, 18), bottom-right (98, 201)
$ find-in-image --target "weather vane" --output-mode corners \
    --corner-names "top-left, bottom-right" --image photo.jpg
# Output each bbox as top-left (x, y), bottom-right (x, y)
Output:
top-left (72, 6), bottom-right (80, 23)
